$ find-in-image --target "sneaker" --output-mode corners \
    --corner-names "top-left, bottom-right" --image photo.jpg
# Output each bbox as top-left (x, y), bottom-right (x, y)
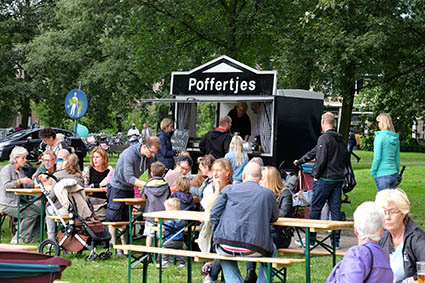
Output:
top-left (295, 239), bottom-right (314, 248)
top-left (156, 261), bottom-right (169, 268)
top-left (116, 250), bottom-right (125, 257)
top-left (176, 263), bottom-right (186, 269)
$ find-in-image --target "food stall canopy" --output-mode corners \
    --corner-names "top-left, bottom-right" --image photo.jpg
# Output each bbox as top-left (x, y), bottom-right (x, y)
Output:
top-left (136, 95), bottom-right (273, 105)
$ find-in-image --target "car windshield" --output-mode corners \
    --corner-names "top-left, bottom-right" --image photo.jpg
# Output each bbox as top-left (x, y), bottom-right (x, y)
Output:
top-left (0, 129), bottom-right (32, 142)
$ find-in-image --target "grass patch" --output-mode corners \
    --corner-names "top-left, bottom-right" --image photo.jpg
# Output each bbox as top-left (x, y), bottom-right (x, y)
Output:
top-left (1, 151), bottom-right (425, 282)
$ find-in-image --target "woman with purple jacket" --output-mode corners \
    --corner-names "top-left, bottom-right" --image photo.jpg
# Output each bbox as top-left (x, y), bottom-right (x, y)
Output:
top-left (327, 201), bottom-right (393, 283)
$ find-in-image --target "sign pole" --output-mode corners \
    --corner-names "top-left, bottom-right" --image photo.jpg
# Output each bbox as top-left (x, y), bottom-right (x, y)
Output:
top-left (73, 82), bottom-right (83, 134)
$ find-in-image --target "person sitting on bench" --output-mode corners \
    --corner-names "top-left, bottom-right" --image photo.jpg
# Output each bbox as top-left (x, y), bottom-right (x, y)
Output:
top-left (210, 162), bottom-right (279, 283)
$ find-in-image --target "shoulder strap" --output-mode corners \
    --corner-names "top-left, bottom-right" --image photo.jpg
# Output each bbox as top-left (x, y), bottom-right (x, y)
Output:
top-left (364, 245), bottom-right (374, 282)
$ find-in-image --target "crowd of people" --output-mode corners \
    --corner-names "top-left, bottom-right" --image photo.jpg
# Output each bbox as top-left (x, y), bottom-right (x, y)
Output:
top-left (0, 110), bottom-right (423, 283)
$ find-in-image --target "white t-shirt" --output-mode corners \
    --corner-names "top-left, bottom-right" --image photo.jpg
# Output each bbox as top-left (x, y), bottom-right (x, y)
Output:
top-left (201, 183), bottom-right (215, 211)
top-left (127, 128), bottom-right (140, 137)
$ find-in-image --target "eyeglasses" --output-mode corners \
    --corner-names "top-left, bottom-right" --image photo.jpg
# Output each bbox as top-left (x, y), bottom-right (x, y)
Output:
top-left (384, 210), bottom-right (400, 217)
top-left (43, 159), bottom-right (55, 162)
top-left (146, 147), bottom-right (157, 155)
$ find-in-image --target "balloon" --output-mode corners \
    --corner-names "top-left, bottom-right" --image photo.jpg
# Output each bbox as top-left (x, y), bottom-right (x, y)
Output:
top-left (77, 124), bottom-right (89, 138)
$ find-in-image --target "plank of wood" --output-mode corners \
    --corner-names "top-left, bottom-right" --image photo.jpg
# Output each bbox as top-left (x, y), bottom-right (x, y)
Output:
top-left (143, 210), bottom-right (208, 222)
top-left (114, 245), bottom-right (305, 268)
top-left (102, 221), bottom-right (145, 227)
top-left (0, 244), bottom-right (38, 251)
top-left (278, 248), bottom-right (345, 257)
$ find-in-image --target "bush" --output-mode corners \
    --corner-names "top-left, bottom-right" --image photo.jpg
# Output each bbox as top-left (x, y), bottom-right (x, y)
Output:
top-left (362, 133), bottom-right (425, 152)
top-left (360, 134), bottom-right (374, 151)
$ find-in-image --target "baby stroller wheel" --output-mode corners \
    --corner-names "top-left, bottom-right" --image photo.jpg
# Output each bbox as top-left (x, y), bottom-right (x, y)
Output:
top-left (75, 250), bottom-right (84, 258)
top-left (84, 252), bottom-right (98, 261)
top-left (99, 251), bottom-right (112, 260)
top-left (39, 239), bottom-right (60, 256)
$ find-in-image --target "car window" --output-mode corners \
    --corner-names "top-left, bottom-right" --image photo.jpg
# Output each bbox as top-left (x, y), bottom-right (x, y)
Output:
top-left (0, 129), bottom-right (31, 141)
top-left (31, 131), bottom-right (40, 139)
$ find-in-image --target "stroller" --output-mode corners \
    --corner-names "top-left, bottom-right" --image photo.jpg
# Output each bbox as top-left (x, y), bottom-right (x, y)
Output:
top-left (280, 162), bottom-right (314, 219)
top-left (37, 173), bottom-right (112, 261)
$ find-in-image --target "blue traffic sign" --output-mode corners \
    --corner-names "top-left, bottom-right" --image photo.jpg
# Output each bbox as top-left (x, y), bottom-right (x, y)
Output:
top-left (65, 89), bottom-right (88, 119)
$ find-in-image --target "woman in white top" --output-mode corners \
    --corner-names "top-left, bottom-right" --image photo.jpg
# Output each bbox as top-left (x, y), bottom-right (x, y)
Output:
top-left (200, 158), bottom-right (233, 212)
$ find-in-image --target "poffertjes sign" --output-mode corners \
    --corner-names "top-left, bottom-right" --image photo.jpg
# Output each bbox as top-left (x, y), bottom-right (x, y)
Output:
top-left (171, 55), bottom-right (277, 96)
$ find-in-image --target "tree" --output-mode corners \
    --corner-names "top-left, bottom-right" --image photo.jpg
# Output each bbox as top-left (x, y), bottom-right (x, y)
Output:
top-left (25, 0), bottom-right (147, 131)
top-left (0, 0), bottom-right (55, 128)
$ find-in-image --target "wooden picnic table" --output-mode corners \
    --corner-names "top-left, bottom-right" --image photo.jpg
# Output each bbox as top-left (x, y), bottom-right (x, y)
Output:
top-left (272, 217), bottom-right (354, 283)
top-left (6, 188), bottom-right (46, 244)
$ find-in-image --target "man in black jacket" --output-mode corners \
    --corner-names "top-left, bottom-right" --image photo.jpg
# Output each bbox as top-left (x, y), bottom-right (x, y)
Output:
top-left (199, 115), bottom-right (232, 158)
top-left (294, 112), bottom-right (347, 248)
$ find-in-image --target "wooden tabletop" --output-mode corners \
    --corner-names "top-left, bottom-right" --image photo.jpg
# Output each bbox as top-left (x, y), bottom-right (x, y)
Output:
top-left (143, 210), bottom-right (208, 222)
top-left (272, 217), bottom-right (354, 232)
top-left (113, 198), bottom-right (147, 205)
top-left (6, 188), bottom-right (43, 196)
top-left (85, 188), bottom-right (107, 194)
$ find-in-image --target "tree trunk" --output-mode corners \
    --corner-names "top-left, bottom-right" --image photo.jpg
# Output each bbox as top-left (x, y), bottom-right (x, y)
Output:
top-left (339, 61), bottom-right (356, 144)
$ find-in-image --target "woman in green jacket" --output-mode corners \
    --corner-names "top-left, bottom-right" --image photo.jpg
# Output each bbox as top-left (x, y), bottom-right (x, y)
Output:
top-left (371, 113), bottom-right (400, 191)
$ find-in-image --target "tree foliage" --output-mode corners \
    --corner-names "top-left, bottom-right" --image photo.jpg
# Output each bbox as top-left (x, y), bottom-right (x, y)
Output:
top-left (1, 0), bottom-right (424, 141)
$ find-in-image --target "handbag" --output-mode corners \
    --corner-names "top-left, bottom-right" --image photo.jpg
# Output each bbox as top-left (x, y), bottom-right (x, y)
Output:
top-left (342, 159), bottom-right (356, 194)
top-left (197, 221), bottom-right (213, 253)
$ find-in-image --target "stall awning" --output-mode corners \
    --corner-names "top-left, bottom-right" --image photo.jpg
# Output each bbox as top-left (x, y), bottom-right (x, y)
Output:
top-left (137, 95), bottom-right (274, 105)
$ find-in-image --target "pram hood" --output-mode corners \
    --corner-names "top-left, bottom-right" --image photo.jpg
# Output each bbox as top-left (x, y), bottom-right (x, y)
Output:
top-left (53, 178), bottom-right (92, 219)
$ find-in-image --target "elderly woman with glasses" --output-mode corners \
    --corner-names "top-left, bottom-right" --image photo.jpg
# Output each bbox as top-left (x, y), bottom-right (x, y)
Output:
top-left (376, 189), bottom-right (425, 283)
top-left (0, 146), bottom-right (40, 244)
top-left (327, 201), bottom-right (393, 282)
top-left (371, 113), bottom-right (400, 191)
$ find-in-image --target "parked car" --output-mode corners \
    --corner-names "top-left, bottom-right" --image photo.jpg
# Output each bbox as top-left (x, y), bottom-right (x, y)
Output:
top-left (0, 128), bottom-right (88, 167)
top-left (0, 128), bottom-right (14, 140)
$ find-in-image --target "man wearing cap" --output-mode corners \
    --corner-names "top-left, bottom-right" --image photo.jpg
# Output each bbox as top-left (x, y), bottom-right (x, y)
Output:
top-left (127, 123), bottom-right (140, 139)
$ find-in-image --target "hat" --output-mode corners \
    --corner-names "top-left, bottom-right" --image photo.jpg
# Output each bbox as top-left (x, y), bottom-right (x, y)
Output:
top-left (132, 123), bottom-right (136, 126)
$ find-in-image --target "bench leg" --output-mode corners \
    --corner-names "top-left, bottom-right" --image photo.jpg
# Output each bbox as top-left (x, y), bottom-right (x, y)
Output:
top-left (267, 263), bottom-right (272, 283)
top-left (142, 255), bottom-right (149, 283)
top-left (272, 267), bottom-right (287, 283)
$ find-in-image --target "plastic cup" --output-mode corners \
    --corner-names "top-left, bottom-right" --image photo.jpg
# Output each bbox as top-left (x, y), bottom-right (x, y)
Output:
top-left (417, 261), bottom-right (425, 283)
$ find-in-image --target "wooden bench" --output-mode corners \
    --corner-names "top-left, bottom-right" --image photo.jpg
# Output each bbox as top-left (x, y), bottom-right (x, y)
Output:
top-left (102, 221), bottom-right (145, 228)
top-left (278, 248), bottom-right (345, 257)
top-left (115, 244), bottom-right (305, 283)
top-left (0, 243), bottom-right (38, 252)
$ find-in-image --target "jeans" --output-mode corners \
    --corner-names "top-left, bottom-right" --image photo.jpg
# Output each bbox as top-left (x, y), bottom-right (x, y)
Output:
top-left (374, 173), bottom-right (399, 192)
top-left (217, 244), bottom-right (278, 283)
top-left (309, 179), bottom-right (343, 244)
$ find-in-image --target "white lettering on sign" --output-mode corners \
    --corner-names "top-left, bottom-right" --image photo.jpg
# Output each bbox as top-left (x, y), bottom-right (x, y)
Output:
top-left (187, 77), bottom-right (256, 93)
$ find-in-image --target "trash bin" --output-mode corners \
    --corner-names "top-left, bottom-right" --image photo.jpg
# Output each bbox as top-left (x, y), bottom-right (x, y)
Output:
top-left (0, 248), bottom-right (71, 283)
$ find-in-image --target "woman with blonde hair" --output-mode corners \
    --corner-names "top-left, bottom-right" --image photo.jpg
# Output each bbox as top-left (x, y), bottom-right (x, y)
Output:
top-left (371, 113), bottom-right (400, 191)
top-left (200, 158), bottom-right (233, 283)
top-left (376, 188), bottom-right (425, 283)
top-left (225, 135), bottom-right (248, 183)
top-left (245, 166), bottom-right (293, 282)
top-left (156, 118), bottom-right (177, 170)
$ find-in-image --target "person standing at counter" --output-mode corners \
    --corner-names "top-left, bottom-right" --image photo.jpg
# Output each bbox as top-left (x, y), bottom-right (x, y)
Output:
top-left (156, 118), bottom-right (178, 170)
top-left (200, 115), bottom-right (232, 159)
top-left (228, 102), bottom-right (251, 141)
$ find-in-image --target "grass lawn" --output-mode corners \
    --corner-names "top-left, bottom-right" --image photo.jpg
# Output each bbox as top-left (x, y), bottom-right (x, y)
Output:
top-left (0, 151), bottom-right (424, 282)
